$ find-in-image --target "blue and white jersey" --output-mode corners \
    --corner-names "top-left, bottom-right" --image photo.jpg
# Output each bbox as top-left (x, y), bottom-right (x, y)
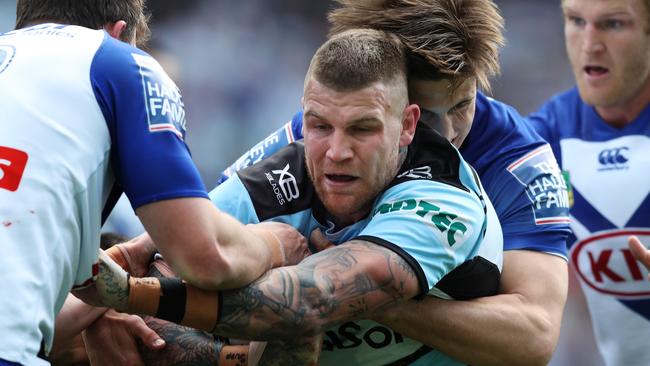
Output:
top-left (211, 124), bottom-right (503, 365)
top-left (0, 24), bottom-right (206, 365)
top-left (217, 92), bottom-right (570, 258)
top-left (528, 87), bottom-right (650, 366)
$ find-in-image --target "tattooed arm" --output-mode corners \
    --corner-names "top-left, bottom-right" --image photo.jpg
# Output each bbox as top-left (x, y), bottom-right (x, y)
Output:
top-left (256, 334), bottom-right (323, 366)
top-left (138, 317), bottom-right (220, 366)
top-left (213, 240), bottom-right (420, 340)
top-left (94, 239), bottom-right (421, 341)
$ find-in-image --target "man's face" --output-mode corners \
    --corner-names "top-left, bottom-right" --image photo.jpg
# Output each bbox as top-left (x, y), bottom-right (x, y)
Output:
top-left (563, 0), bottom-right (650, 108)
top-left (302, 77), bottom-right (416, 225)
top-left (407, 78), bottom-right (477, 148)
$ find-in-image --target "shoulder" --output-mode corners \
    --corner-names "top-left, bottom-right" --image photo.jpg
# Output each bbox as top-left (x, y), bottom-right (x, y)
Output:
top-left (235, 142), bottom-right (317, 220)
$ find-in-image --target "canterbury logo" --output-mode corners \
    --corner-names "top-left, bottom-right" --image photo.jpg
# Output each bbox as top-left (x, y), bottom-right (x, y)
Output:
top-left (598, 147), bottom-right (629, 166)
top-left (397, 166), bottom-right (432, 180)
top-left (272, 163), bottom-right (299, 202)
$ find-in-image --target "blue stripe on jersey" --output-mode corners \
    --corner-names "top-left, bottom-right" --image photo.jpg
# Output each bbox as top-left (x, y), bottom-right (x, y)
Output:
top-left (629, 193), bottom-right (650, 227)
top-left (571, 189), bottom-right (616, 234)
top-left (90, 34), bottom-right (207, 209)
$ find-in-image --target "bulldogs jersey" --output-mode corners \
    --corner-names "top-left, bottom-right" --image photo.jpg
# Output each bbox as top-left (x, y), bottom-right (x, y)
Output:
top-left (217, 92), bottom-right (571, 258)
top-left (0, 24), bottom-right (206, 365)
top-left (528, 87), bottom-right (650, 366)
top-left (211, 123), bottom-right (503, 365)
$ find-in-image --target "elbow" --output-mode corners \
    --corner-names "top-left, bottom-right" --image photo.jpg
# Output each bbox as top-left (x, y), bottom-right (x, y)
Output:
top-left (516, 305), bottom-right (559, 366)
top-left (527, 319), bottom-right (557, 366)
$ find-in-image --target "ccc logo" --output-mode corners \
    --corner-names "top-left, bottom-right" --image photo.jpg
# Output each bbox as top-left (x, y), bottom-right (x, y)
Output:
top-left (598, 147), bottom-right (629, 165)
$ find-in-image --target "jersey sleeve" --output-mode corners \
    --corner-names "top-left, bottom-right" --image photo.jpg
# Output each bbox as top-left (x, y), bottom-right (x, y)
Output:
top-left (469, 94), bottom-right (571, 259)
top-left (90, 35), bottom-right (207, 209)
top-left (356, 180), bottom-right (492, 298)
top-left (215, 110), bottom-right (304, 185)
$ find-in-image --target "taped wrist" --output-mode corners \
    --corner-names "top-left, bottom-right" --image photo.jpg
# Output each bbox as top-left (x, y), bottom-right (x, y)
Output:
top-left (220, 344), bottom-right (249, 366)
top-left (127, 276), bottom-right (221, 332)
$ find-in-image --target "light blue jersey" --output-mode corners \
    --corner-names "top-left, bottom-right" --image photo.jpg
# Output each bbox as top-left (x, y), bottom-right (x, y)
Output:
top-left (211, 124), bottom-right (503, 365)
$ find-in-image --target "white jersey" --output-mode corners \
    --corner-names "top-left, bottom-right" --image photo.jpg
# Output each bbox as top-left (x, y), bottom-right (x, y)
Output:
top-left (0, 24), bottom-right (207, 365)
top-left (528, 88), bottom-right (650, 366)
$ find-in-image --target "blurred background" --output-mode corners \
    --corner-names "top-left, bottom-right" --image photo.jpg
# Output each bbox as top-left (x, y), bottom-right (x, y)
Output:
top-left (0, 0), bottom-right (603, 364)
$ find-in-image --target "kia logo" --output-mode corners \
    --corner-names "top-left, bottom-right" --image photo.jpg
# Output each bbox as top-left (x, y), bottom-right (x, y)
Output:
top-left (571, 230), bottom-right (650, 298)
top-left (598, 147), bottom-right (629, 165)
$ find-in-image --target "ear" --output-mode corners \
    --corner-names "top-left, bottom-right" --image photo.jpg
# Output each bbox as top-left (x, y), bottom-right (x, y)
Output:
top-left (399, 103), bottom-right (420, 148)
top-left (104, 20), bottom-right (128, 41)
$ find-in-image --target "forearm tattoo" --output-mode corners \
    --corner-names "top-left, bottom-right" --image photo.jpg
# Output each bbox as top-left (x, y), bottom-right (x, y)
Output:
top-left (258, 336), bottom-right (322, 366)
top-left (138, 316), bottom-right (221, 366)
top-left (214, 241), bottom-right (418, 340)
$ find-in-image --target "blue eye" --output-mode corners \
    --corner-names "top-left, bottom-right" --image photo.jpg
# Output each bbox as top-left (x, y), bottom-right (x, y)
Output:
top-left (602, 19), bottom-right (624, 29)
top-left (567, 16), bottom-right (586, 27)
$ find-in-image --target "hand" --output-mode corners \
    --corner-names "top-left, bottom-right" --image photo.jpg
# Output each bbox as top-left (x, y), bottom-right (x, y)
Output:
top-left (95, 249), bottom-right (131, 310)
top-left (107, 233), bottom-right (159, 276)
top-left (82, 309), bottom-right (165, 366)
top-left (250, 221), bottom-right (311, 266)
top-left (629, 236), bottom-right (650, 279)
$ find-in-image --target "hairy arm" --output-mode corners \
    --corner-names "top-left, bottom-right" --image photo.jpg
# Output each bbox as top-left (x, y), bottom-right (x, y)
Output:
top-left (212, 240), bottom-right (420, 340)
top-left (374, 250), bottom-right (567, 366)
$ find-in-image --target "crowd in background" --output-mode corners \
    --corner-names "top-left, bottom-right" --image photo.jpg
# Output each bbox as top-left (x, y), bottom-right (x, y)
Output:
top-left (0, 0), bottom-right (604, 364)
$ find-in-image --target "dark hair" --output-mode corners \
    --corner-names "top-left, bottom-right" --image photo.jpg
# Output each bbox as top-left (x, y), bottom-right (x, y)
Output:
top-left (328, 0), bottom-right (505, 92)
top-left (308, 28), bottom-right (407, 93)
top-left (15, 0), bottom-right (151, 46)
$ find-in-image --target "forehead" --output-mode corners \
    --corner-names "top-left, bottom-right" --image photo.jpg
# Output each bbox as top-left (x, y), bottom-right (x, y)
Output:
top-left (303, 77), bottom-right (394, 117)
top-left (408, 78), bottom-right (476, 110)
top-left (562, 0), bottom-right (646, 16)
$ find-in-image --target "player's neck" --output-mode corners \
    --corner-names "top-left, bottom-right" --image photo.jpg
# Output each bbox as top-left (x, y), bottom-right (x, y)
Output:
top-left (595, 77), bottom-right (650, 129)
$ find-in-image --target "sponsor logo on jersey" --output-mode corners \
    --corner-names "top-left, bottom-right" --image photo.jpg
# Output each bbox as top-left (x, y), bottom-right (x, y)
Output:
top-left (597, 146), bottom-right (629, 171)
top-left (323, 321), bottom-right (406, 351)
top-left (0, 146), bottom-right (29, 192)
top-left (397, 166), bottom-right (432, 180)
top-left (571, 230), bottom-right (650, 299)
top-left (373, 198), bottom-right (469, 246)
top-left (132, 53), bottom-right (186, 138)
top-left (507, 144), bottom-right (570, 225)
top-left (0, 45), bottom-right (16, 74)
top-left (265, 163), bottom-right (299, 205)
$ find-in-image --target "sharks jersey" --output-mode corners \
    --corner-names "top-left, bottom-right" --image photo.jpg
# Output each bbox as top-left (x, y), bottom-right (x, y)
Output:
top-left (211, 123), bottom-right (503, 365)
top-left (528, 87), bottom-right (650, 366)
top-left (0, 24), bottom-right (206, 365)
top-left (217, 92), bottom-right (570, 258)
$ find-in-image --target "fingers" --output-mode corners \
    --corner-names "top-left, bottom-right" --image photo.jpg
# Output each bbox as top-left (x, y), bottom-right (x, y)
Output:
top-left (127, 314), bottom-right (166, 350)
top-left (83, 310), bottom-right (148, 366)
top-left (251, 222), bottom-right (311, 265)
top-left (629, 236), bottom-right (650, 278)
top-left (310, 228), bottom-right (335, 252)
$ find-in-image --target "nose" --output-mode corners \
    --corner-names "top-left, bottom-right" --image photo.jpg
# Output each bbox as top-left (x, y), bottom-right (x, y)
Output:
top-left (582, 24), bottom-right (605, 54)
top-left (325, 130), bottom-right (353, 162)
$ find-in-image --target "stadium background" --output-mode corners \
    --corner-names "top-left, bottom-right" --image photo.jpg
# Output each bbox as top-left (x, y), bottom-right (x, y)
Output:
top-left (0, 0), bottom-right (605, 364)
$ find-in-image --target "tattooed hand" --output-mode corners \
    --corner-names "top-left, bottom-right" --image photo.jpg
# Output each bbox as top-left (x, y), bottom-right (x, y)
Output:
top-left (95, 249), bottom-right (130, 310)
